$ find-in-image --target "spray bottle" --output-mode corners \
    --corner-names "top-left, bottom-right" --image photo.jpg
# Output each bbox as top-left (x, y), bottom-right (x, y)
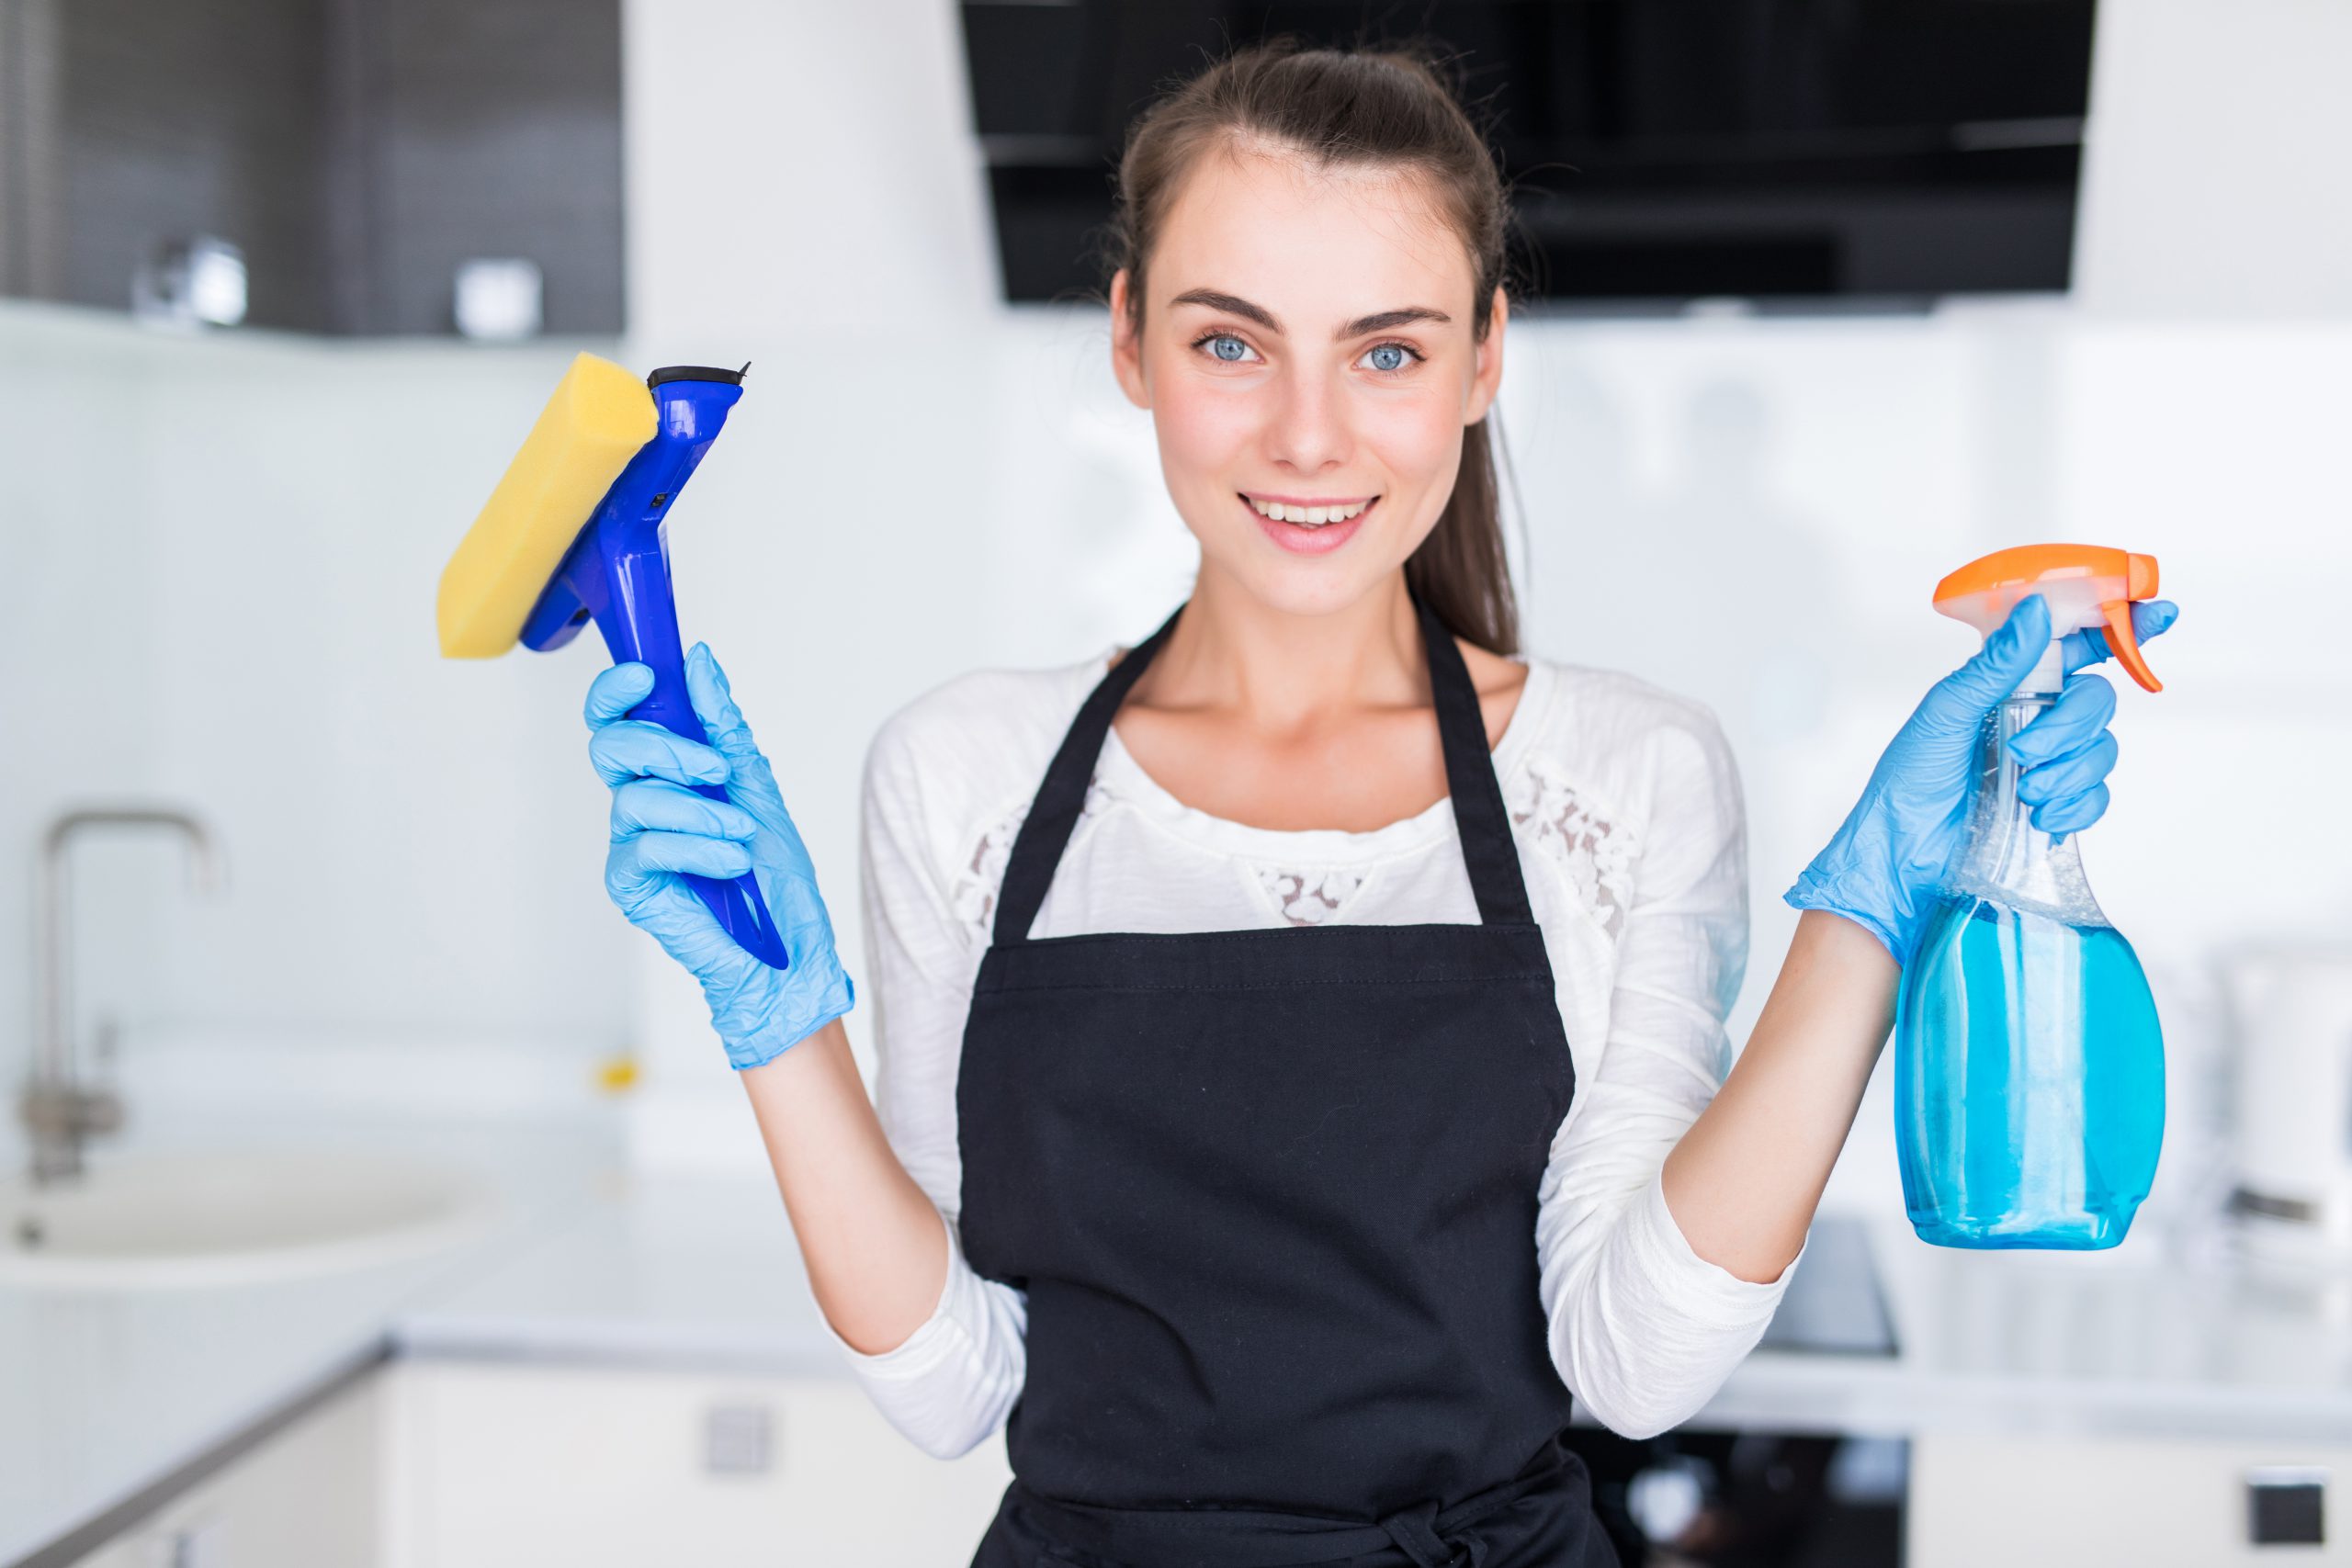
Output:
top-left (1895, 545), bottom-right (2167, 1249)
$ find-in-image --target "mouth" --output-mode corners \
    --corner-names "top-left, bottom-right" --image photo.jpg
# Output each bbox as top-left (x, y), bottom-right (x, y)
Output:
top-left (1239, 491), bottom-right (1378, 555)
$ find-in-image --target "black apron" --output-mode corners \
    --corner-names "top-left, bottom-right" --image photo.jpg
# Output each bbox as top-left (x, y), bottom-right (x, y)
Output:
top-left (958, 586), bottom-right (1614, 1568)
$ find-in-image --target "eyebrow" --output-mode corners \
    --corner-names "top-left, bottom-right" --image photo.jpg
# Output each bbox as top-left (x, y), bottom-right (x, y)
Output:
top-left (1168, 288), bottom-right (1452, 341)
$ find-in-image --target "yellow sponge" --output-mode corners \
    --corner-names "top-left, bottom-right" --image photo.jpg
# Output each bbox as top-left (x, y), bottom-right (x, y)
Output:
top-left (437, 352), bottom-right (658, 658)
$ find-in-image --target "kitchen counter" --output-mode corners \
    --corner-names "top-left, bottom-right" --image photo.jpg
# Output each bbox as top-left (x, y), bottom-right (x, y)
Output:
top-left (7, 1108), bottom-right (2352, 1565)
top-left (402, 1168), bottom-right (2352, 1447)
top-left (1719, 1216), bottom-right (2352, 1447)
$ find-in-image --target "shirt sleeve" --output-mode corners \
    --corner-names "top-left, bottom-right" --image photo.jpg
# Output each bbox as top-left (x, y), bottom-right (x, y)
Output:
top-left (816, 704), bottom-right (1029, 1460)
top-left (1534, 696), bottom-right (1800, 1439)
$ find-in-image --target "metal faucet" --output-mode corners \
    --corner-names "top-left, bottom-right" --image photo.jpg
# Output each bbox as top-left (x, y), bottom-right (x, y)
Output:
top-left (24, 806), bottom-right (223, 1184)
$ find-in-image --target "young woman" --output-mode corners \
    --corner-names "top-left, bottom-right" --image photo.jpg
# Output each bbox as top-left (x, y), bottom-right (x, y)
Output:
top-left (583, 42), bottom-right (2175, 1568)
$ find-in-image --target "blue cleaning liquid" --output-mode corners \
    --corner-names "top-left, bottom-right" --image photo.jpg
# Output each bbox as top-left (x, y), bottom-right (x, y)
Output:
top-left (1894, 890), bottom-right (2165, 1248)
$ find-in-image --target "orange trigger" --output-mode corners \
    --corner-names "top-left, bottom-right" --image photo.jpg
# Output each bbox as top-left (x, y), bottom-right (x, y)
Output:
top-left (2101, 600), bottom-right (2162, 693)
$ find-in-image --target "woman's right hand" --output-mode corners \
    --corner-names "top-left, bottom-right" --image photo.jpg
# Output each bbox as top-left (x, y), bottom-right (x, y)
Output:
top-left (586, 653), bottom-right (946, 1368)
top-left (584, 642), bottom-right (854, 1068)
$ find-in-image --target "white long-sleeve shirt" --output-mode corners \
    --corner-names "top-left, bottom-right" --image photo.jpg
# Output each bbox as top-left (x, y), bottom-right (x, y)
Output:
top-left (828, 644), bottom-right (1798, 1455)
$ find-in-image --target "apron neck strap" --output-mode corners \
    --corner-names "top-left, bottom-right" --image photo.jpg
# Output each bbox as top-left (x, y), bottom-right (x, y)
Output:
top-left (990, 582), bottom-right (1534, 947)
top-left (1418, 586), bottom-right (1537, 927)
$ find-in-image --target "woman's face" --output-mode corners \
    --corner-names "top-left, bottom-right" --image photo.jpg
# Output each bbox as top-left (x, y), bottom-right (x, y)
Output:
top-left (1111, 142), bottom-right (1506, 619)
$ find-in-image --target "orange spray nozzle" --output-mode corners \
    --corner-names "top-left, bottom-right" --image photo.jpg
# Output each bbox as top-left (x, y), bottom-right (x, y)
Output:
top-left (1932, 544), bottom-right (2164, 694)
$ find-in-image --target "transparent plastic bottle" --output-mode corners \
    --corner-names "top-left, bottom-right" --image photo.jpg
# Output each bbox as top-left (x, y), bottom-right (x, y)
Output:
top-left (1894, 545), bottom-right (2167, 1249)
top-left (1894, 695), bottom-right (2165, 1247)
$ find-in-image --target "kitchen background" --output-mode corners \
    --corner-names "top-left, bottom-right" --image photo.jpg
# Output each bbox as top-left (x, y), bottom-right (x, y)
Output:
top-left (3, 1), bottom-right (2349, 1564)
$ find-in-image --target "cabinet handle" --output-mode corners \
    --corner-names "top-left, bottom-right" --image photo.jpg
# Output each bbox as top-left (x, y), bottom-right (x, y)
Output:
top-left (164, 1515), bottom-right (225, 1568)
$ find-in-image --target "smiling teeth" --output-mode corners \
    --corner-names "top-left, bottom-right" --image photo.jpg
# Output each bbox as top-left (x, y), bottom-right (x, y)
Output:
top-left (1249, 497), bottom-right (1371, 526)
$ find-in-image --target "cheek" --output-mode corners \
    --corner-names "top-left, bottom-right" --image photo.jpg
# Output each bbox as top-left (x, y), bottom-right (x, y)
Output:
top-left (1360, 393), bottom-right (1465, 485)
top-left (1151, 377), bottom-right (1258, 481)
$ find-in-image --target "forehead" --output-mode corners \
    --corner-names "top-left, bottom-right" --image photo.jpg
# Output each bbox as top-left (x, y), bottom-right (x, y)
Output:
top-left (1149, 140), bottom-right (1475, 321)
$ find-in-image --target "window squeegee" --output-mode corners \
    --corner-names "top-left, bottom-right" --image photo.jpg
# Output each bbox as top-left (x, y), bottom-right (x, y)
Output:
top-left (435, 353), bottom-right (789, 970)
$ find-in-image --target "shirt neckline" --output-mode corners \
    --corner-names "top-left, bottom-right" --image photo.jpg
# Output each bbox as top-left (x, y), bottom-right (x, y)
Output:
top-left (1085, 650), bottom-right (1553, 861)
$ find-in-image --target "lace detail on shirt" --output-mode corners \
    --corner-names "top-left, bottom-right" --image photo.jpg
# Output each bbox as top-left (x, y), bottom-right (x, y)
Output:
top-left (950, 778), bottom-right (1112, 939)
top-left (1252, 865), bottom-right (1364, 927)
top-left (1506, 761), bottom-right (1636, 937)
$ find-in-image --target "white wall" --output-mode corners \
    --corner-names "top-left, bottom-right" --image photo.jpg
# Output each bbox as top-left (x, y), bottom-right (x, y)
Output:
top-left (2075, 0), bottom-right (2352, 317)
top-left (0, 319), bottom-right (639, 1070)
top-left (1, 321), bottom-right (167, 1090)
top-left (4, 0), bottom-right (2347, 1215)
top-left (1504, 307), bottom-right (2352, 1213)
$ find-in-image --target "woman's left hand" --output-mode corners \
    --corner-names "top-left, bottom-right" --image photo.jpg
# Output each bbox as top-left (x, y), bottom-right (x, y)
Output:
top-left (1784, 592), bottom-right (2180, 964)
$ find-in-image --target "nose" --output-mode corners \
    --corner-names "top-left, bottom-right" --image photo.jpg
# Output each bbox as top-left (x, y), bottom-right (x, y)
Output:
top-left (1262, 362), bottom-right (1349, 475)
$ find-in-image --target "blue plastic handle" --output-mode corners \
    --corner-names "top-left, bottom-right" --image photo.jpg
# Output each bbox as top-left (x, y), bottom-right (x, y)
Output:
top-left (518, 368), bottom-right (791, 971)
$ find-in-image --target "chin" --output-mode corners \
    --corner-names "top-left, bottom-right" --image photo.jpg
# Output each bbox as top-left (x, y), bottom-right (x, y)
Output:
top-left (1215, 546), bottom-right (1398, 620)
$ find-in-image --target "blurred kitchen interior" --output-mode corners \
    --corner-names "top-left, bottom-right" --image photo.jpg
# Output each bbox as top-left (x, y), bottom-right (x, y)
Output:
top-left (3, 2), bottom-right (2350, 1565)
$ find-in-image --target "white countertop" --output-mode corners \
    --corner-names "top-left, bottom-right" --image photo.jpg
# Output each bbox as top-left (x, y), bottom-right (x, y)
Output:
top-left (1715, 1216), bottom-right (2352, 1447)
top-left (6, 1104), bottom-right (2352, 1565)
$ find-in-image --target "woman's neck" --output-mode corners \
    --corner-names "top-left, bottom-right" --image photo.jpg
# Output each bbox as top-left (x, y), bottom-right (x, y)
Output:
top-left (1125, 569), bottom-right (1429, 740)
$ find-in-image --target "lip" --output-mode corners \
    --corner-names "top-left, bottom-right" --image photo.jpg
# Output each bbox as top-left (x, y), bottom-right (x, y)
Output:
top-left (1243, 491), bottom-right (1374, 556)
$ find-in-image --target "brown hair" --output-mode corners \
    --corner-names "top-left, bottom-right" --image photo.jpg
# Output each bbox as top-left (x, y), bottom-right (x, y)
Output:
top-left (1100, 38), bottom-right (1523, 655)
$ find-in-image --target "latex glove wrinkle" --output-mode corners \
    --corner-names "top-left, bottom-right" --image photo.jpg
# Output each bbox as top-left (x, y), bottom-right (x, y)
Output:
top-left (585, 644), bottom-right (854, 1067)
top-left (1785, 593), bottom-right (2178, 964)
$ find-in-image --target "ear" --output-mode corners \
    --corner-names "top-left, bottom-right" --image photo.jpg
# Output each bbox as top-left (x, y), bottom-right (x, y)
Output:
top-left (1464, 284), bottom-right (1507, 425)
top-left (1109, 268), bottom-right (1150, 410)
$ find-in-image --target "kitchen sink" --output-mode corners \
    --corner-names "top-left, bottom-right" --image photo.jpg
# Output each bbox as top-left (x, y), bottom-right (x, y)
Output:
top-left (0, 1145), bottom-right (500, 1290)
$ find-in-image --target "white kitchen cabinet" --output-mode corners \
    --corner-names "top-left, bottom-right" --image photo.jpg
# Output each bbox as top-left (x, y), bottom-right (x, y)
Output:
top-left (379, 1359), bottom-right (1012, 1567)
top-left (62, 1372), bottom-right (384, 1568)
top-left (1912, 1431), bottom-right (2350, 1566)
top-left (57, 1359), bottom-right (1006, 1568)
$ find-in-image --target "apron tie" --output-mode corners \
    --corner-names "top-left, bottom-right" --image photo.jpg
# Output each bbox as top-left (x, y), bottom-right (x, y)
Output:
top-left (1000, 1434), bottom-right (1578, 1568)
top-left (1377, 1499), bottom-right (1483, 1567)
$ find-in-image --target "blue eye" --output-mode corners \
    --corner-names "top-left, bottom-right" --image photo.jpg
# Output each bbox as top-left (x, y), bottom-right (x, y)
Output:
top-left (1366, 344), bottom-right (1408, 372)
top-left (1205, 333), bottom-right (1250, 362)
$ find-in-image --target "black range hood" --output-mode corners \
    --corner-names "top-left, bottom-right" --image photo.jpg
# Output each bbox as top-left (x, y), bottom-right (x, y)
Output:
top-left (961, 1), bottom-right (2097, 310)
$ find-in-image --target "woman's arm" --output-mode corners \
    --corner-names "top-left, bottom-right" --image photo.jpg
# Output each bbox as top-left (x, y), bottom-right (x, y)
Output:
top-left (1660, 911), bottom-right (1894, 1282)
top-left (589, 649), bottom-right (955, 1347)
top-left (1661, 592), bottom-right (2177, 1284)
top-left (1534, 692), bottom-right (1792, 1440)
top-left (585, 650), bottom-right (1025, 1456)
top-left (794, 690), bottom-right (1031, 1456)
top-left (737, 1018), bottom-right (949, 1352)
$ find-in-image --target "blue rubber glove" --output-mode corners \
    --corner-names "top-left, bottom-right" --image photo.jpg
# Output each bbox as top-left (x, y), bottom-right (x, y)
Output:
top-left (584, 643), bottom-right (854, 1068)
top-left (1784, 592), bottom-right (2180, 964)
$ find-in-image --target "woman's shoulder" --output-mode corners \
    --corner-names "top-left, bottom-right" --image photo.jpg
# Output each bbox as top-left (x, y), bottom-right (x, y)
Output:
top-left (1523, 653), bottom-right (1729, 741)
top-left (1511, 652), bottom-right (1741, 825)
top-left (861, 650), bottom-right (1106, 827)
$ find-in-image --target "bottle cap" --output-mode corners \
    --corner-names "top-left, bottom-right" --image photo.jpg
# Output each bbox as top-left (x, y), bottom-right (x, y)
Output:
top-left (1933, 544), bottom-right (2164, 694)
